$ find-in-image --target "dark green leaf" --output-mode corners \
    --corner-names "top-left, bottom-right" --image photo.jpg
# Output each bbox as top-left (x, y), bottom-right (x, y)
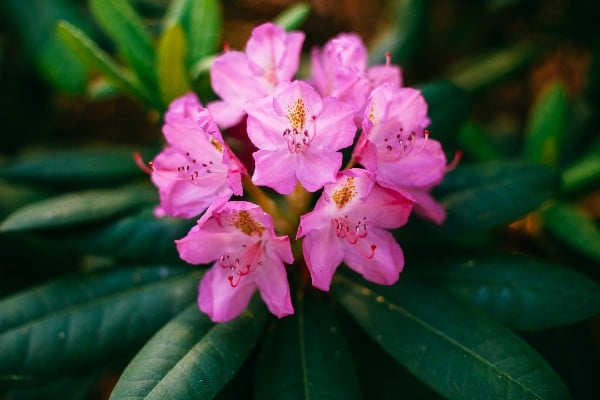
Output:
top-left (436, 161), bottom-right (559, 232)
top-left (561, 139), bottom-right (600, 193)
top-left (419, 80), bottom-right (471, 144)
top-left (255, 294), bottom-right (359, 400)
top-left (523, 82), bottom-right (568, 166)
top-left (273, 3), bottom-right (311, 31)
top-left (56, 21), bottom-right (159, 107)
top-left (414, 251), bottom-right (600, 330)
top-left (8, 371), bottom-right (99, 399)
top-left (541, 202), bottom-right (600, 263)
top-left (157, 24), bottom-right (191, 105)
top-left (67, 208), bottom-right (194, 263)
top-left (181, 0), bottom-right (222, 68)
top-left (0, 266), bottom-right (201, 383)
top-left (90, 0), bottom-right (157, 90)
top-left (457, 122), bottom-right (503, 161)
top-left (110, 298), bottom-right (267, 399)
top-left (2, 0), bottom-right (90, 92)
top-left (0, 180), bottom-right (50, 220)
top-left (333, 274), bottom-right (572, 400)
top-left (449, 43), bottom-right (537, 92)
top-left (369, 0), bottom-right (425, 66)
top-left (0, 184), bottom-right (157, 232)
top-left (0, 147), bottom-right (152, 187)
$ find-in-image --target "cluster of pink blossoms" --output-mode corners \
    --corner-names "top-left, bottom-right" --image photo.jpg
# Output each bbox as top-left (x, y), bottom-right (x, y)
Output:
top-left (146, 23), bottom-right (449, 322)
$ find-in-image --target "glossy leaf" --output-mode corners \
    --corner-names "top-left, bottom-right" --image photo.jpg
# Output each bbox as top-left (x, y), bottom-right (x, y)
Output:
top-left (255, 294), bottom-right (359, 400)
top-left (182, 0), bottom-right (222, 67)
top-left (90, 0), bottom-right (157, 90)
top-left (158, 24), bottom-right (190, 105)
top-left (56, 21), bottom-right (158, 107)
top-left (0, 184), bottom-right (157, 232)
top-left (273, 3), bottom-right (311, 31)
top-left (541, 202), bottom-right (600, 263)
top-left (67, 208), bottom-right (194, 263)
top-left (420, 80), bottom-right (471, 144)
top-left (110, 298), bottom-right (267, 399)
top-left (369, 0), bottom-right (425, 65)
top-left (414, 251), bottom-right (600, 330)
top-left (0, 147), bottom-right (151, 187)
top-left (0, 180), bottom-right (50, 220)
top-left (2, 0), bottom-right (90, 92)
top-left (449, 43), bottom-right (537, 92)
top-left (562, 139), bottom-right (600, 193)
top-left (436, 161), bottom-right (559, 232)
top-left (457, 122), bottom-right (503, 161)
top-left (0, 266), bottom-right (201, 383)
top-left (523, 82), bottom-right (568, 166)
top-left (333, 274), bottom-right (572, 400)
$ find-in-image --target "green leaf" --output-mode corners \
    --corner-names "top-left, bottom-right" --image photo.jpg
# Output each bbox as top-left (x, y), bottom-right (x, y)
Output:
top-left (273, 3), bottom-right (311, 31)
top-left (2, 0), bottom-right (90, 92)
top-left (0, 184), bottom-right (157, 232)
top-left (436, 161), bottom-right (559, 232)
top-left (181, 0), bottom-right (222, 68)
top-left (457, 122), bottom-right (503, 161)
top-left (158, 24), bottom-right (191, 105)
top-left (8, 371), bottom-right (100, 399)
top-left (89, 0), bottom-right (157, 90)
top-left (523, 82), bottom-right (568, 166)
top-left (333, 274), bottom-right (572, 400)
top-left (561, 139), bottom-right (600, 193)
top-left (57, 21), bottom-right (159, 107)
top-left (419, 80), bottom-right (471, 144)
top-left (414, 251), bottom-right (600, 330)
top-left (255, 294), bottom-right (359, 400)
top-left (0, 266), bottom-right (201, 383)
top-left (0, 147), bottom-right (152, 187)
top-left (449, 43), bottom-right (537, 92)
top-left (110, 298), bottom-right (267, 399)
top-left (66, 208), bottom-right (194, 263)
top-left (369, 0), bottom-right (425, 66)
top-left (0, 180), bottom-right (49, 220)
top-left (541, 202), bottom-right (600, 263)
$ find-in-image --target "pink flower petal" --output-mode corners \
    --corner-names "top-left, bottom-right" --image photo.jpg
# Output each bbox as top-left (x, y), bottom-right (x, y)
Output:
top-left (252, 149), bottom-right (298, 194)
top-left (296, 149), bottom-right (342, 192)
top-left (302, 227), bottom-right (345, 291)
top-left (254, 254), bottom-right (294, 318)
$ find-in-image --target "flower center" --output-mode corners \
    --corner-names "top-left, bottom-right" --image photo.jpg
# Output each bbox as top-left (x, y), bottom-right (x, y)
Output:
top-left (334, 215), bottom-right (376, 259)
top-left (175, 151), bottom-right (223, 182)
top-left (283, 98), bottom-right (316, 153)
top-left (378, 129), bottom-right (429, 162)
top-left (220, 241), bottom-right (264, 287)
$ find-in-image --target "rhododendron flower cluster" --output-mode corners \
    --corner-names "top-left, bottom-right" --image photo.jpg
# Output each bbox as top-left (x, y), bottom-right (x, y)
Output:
top-left (144, 23), bottom-right (450, 322)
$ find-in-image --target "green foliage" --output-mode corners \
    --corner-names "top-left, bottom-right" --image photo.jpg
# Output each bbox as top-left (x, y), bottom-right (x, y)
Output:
top-left (333, 274), bottom-right (572, 400)
top-left (273, 3), bottom-right (311, 31)
top-left (158, 24), bottom-right (191, 104)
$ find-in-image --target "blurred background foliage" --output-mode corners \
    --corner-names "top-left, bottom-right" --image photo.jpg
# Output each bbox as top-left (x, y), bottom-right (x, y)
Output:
top-left (0, 0), bottom-right (599, 399)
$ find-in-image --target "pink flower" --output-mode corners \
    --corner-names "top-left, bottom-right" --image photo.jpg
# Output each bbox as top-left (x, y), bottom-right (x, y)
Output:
top-left (245, 80), bottom-right (356, 194)
top-left (176, 201), bottom-right (294, 322)
top-left (311, 33), bottom-right (402, 122)
top-left (149, 93), bottom-right (245, 218)
top-left (209, 23), bottom-right (305, 128)
top-left (353, 83), bottom-right (447, 224)
top-left (297, 169), bottom-right (413, 291)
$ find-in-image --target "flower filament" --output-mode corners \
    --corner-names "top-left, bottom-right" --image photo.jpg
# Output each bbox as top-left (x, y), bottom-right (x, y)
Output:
top-left (334, 215), bottom-right (376, 258)
top-left (220, 241), bottom-right (264, 287)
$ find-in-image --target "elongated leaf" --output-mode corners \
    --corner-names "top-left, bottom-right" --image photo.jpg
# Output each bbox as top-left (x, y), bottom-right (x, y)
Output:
top-left (67, 208), bottom-right (194, 263)
top-left (255, 294), bottom-right (359, 400)
top-left (414, 251), bottom-right (600, 330)
top-left (0, 266), bottom-right (201, 383)
top-left (449, 43), bottom-right (537, 92)
top-left (273, 3), bottom-right (311, 31)
top-left (562, 140), bottom-right (600, 193)
top-left (523, 82), bottom-right (568, 166)
top-left (8, 370), bottom-right (100, 399)
top-left (457, 122), bottom-right (503, 161)
top-left (436, 161), bottom-right (559, 232)
top-left (0, 184), bottom-right (157, 232)
top-left (0, 147), bottom-right (152, 187)
top-left (419, 80), bottom-right (471, 144)
top-left (0, 180), bottom-right (49, 220)
top-left (56, 21), bottom-right (159, 107)
top-left (369, 0), bottom-right (425, 65)
top-left (90, 0), bottom-right (157, 90)
top-left (333, 274), bottom-right (572, 400)
top-left (183, 0), bottom-right (222, 67)
top-left (541, 202), bottom-right (600, 263)
top-left (110, 298), bottom-right (267, 399)
top-left (158, 24), bottom-right (190, 105)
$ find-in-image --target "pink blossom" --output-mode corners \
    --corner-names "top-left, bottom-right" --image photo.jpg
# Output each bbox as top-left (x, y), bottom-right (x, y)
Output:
top-left (297, 169), bottom-right (413, 291)
top-left (245, 80), bottom-right (356, 194)
top-left (149, 93), bottom-right (245, 218)
top-left (176, 201), bottom-right (294, 322)
top-left (353, 83), bottom-right (447, 224)
top-left (209, 23), bottom-right (304, 128)
top-left (311, 33), bottom-right (402, 122)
